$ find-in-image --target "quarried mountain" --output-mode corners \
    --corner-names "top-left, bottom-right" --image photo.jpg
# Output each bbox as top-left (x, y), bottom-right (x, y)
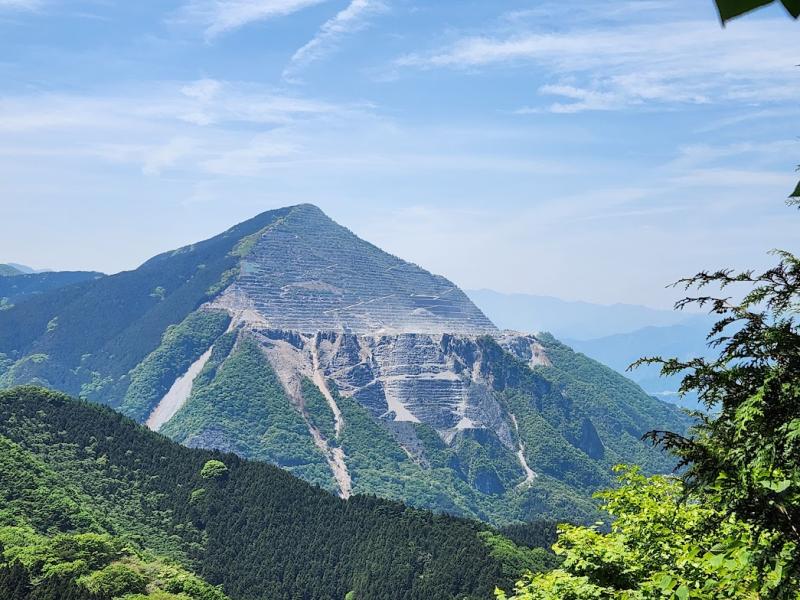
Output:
top-left (0, 204), bottom-right (691, 524)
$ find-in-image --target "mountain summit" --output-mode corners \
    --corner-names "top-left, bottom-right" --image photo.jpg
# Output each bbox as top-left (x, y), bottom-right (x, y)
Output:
top-left (215, 204), bottom-right (496, 335)
top-left (0, 204), bottom-right (690, 523)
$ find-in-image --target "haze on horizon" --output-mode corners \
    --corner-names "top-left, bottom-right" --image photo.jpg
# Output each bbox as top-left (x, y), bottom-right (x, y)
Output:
top-left (1, 0), bottom-right (797, 309)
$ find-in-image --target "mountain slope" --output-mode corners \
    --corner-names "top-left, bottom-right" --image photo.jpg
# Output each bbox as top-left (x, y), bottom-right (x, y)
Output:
top-left (566, 323), bottom-right (714, 410)
top-left (0, 204), bottom-right (691, 524)
top-left (0, 269), bottom-right (104, 309)
top-left (0, 207), bottom-right (293, 398)
top-left (0, 264), bottom-right (22, 276)
top-left (0, 386), bottom-right (550, 600)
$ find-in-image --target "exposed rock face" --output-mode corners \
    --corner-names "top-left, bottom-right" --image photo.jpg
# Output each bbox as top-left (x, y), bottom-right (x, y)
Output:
top-left (204, 204), bottom-right (530, 453)
top-left (213, 204), bottom-right (497, 335)
top-left (255, 329), bottom-right (523, 446)
top-left (190, 204), bottom-right (545, 498)
top-left (133, 204), bottom-right (688, 522)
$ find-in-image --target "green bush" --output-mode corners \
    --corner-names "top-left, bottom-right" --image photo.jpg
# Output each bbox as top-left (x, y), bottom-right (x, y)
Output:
top-left (79, 562), bottom-right (148, 596)
top-left (200, 460), bottom-right (228, 480)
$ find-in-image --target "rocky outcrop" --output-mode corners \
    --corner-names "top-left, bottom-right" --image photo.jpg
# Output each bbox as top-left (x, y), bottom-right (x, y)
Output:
top-left (247, 328), bottom-right (536, 440)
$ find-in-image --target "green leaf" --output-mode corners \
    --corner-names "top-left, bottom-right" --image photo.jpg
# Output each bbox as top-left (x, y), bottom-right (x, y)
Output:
top-left (715, 0), bottom-right (774, 22)
top-left (780, 0), bottom-right (800, 17)
top-left (675, 584), bottom-right (690, 600)
top-left (763, 479), bottom-right (792, 493)
top-left (657, 573), bottom-right (675, 591)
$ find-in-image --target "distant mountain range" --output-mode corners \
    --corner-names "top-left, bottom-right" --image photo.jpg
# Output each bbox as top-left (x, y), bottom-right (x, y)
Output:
top-left (467, 290), bottom-right (715, 409)
top-left (0, 204), bottom-right (690, 525)
top-left (3, 262), bottom-right (50, 274)
top-left (0, 263), bottom-right (103, 309)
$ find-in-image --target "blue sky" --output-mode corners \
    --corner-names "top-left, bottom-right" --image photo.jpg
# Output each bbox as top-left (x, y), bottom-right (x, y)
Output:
top-left (1, 0), bottom-right (798, 308)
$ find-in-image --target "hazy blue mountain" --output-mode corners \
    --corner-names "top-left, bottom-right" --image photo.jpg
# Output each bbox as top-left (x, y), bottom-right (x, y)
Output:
top-left (4, 262), bottom-right (57, 274)
top-left (566, 321), bottom-right (716, 411)
top-left (0, 205), bottom-right (690, 524)
top-left (466, 289), bottom-right (704, 340)
top-left (0, 264), bottom-right (23, 276)
top-left (0, 268), bottom-right (104, 309)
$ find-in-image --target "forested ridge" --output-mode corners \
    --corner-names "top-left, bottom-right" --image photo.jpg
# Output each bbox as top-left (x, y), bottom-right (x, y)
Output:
top-left (0, 386), bottom-right (556, 600)
top-left (0, 269), bottom-right (103, 310)
top-left (0, 207), bottom-right (292, 402)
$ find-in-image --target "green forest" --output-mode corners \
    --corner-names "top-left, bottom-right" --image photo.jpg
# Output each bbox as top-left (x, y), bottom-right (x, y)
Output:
top-left (0, 386), bottom-right (557, 599)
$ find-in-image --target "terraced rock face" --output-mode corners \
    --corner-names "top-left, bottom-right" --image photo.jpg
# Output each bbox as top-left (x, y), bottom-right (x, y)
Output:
top-left (212, 204), bottom-right (497, 335)
top-left (191, 205), bottom-right (539, 498)
top-left (138, 205), bottom-right (687, 523)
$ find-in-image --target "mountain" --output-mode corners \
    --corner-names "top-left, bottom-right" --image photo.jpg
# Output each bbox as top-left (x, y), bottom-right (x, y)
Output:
top-left (1, 386), bottom-right (555, 600)
top-left (0, 268), bottom-right (104, 309)
top-left (566, 322), bottom-right (715, 411)
top-left (466, 289), bottom-right (705, 340)
top-left (0, 264), bottom-right (22, 276)
top-left (5, 263), bottom-right (41, 274)
top-left (468, 289), bottom-right (715, 410)
top-left (0, 204), bottom-right (691, 524)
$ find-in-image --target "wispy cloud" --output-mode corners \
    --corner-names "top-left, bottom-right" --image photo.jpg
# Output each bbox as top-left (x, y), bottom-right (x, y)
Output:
top-left (0, 0), bottom-right (41, 9)
top-left (0, 79), bottom-right (343, 134)
top-left (284, 0), bottom-right (386, 78)
top-left (396, 18), bottom-right (800, 112)
top-left (179, 0), bottom-right (328, 39)
top-left (0, 79), bottom-right (364, 179)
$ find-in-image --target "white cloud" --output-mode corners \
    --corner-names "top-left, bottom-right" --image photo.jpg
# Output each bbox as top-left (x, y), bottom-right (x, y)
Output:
top-left (201, 132), bottom-right (300, 175)
top-left (0, 80), bottom-right (343, 134)
top-left (670, 168), bottom-right (794, 188)
top-left (0, 79), bottom-right (364, 179)
top-left (396, 18), bottom-right (800, 112)
top-left (181, 78), bottom-right (222, 103)
top-left (284, 0), bottom-right (386, 77)
top-left (179, 0), bottom-right (328, 39)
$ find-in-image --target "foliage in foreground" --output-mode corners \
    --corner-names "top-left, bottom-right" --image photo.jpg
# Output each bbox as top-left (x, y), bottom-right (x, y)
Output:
top-left (496, 467), bottom-right (797, 599)
top-left (499, 235), bottom-right (800, 597)
top-left (0, 385), bottom-right (542, 600)
top-left (714, 0), bottom-right (799, 23)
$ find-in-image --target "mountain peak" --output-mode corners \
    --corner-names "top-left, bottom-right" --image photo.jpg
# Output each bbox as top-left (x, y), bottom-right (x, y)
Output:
top-left (212, 205), bottom-right (497, 335)
top-left (0, 264), bottom-right (23, 276)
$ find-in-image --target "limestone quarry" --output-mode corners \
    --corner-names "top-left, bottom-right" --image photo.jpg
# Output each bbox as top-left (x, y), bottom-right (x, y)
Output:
top-left (144, 204), bottom-right (548, 497)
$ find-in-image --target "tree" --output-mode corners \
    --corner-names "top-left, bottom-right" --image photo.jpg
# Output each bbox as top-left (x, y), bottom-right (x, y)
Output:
top-left (636, 251), bottom-right (800, 540)
top-left (496, 467), bottom-right (796, 599)
top-left (200, 459), bottom-right (228, 480)
top-left (499, 193), bottom-right (800, 597)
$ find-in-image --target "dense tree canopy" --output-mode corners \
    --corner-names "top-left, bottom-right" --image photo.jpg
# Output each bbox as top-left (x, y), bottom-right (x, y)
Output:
top-left (0, 385), bottom-right (560, 600)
